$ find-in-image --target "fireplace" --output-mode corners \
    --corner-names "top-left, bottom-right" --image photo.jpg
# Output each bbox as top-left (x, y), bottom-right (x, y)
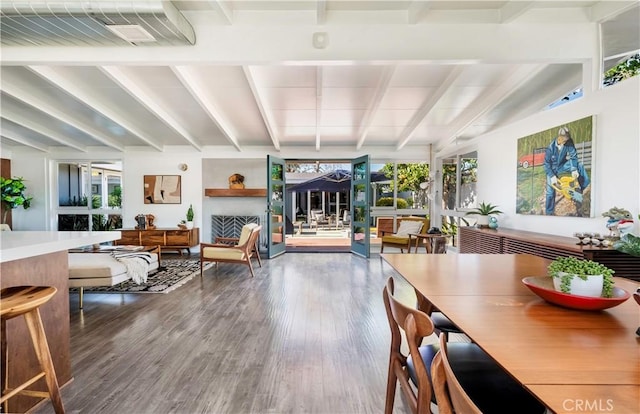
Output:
top-left (211, 215), bottom-right (264, 249)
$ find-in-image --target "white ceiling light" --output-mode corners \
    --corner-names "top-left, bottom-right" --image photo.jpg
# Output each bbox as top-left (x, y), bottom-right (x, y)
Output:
top-left (312, 32), bottom-right (329, 49)
top-left (105, 25), bottom-right (156, 43)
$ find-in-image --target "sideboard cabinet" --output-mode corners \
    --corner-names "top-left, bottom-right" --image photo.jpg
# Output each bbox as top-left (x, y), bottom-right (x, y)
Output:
top-left (114, 228), bottom-right (199, 255)
top-left (459, 227), bottom-right (640, 282)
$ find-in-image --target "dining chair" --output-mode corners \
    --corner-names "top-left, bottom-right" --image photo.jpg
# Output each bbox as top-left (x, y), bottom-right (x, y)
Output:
top-left (414, 288), bottom-right (462, 341)
top-left (431, 333), bottom-right (546, 414)
top-left (383, 277), bottom-right (438, 414)
top-left (200, 224), bottom-right (262, 277)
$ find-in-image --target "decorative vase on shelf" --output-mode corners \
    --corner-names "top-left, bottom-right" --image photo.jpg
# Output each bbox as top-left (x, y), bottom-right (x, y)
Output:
top-left (488, 216), bottom-right (499, 229)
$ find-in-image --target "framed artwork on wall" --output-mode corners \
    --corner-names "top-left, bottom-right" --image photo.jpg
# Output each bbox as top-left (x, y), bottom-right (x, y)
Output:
top-left (516, 115), bottom-right (594, 217)
top-left (144, 175), bottom-right (181, 204)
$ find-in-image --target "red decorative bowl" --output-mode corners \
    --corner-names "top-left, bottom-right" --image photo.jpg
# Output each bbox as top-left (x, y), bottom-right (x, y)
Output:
top-left (522, 276), bottom-right (631, 311)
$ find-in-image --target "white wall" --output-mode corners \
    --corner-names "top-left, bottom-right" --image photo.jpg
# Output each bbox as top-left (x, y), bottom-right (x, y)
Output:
top-left (8, 155), bottom-right (48, 230)
top-left (438, 77), bottom-right (640, 238)
top-left (123, 151), bottom-right (203, 230)
top-left (201, 158), bottom-right (267, 243)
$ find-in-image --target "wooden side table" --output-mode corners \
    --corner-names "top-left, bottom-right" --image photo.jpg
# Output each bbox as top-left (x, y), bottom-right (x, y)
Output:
top-left (408, 233), bottom-right (450, 254)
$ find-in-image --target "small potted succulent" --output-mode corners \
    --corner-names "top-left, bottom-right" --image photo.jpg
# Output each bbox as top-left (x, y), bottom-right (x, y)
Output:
top-left (465, 201), bottom-right (503, 228)
top-left (547, 256), bottom-right (614, 298)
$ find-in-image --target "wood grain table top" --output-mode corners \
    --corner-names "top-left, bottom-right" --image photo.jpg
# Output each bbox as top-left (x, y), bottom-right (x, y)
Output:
top-left (381, 253), bottom-right (640, 413)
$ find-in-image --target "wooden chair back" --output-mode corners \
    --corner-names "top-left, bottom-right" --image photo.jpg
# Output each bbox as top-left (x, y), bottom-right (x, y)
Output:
top-left (237, 223), bottom-right (258, 246)
top-left (383, 277), bottom-right (436, 414)
top-left (431, 333), bottom-right (481, 414)
top-left (398, 217), bottom-right (430, 235)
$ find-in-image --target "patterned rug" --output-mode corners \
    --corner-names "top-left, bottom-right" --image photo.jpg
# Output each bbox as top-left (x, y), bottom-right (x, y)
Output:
top-left (71, 260), bottom-right (212, 294)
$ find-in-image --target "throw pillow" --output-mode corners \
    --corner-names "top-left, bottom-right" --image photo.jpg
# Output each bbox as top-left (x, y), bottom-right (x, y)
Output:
top-left (395, 220), bottom-right (423, 237)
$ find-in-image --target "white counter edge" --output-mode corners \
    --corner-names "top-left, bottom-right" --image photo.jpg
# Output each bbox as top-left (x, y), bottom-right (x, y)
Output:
top-left (0, 231), bottom-right (121, 263)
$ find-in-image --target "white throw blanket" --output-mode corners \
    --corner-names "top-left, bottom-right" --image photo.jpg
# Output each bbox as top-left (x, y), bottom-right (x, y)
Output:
top-left (111, 252), bottom-right (154, 284)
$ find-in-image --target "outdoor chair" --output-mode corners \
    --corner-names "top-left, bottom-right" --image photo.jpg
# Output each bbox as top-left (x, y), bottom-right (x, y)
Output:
top-left (380, 217), bottom-right (430, 253)
top-left (383, 277), bottom-right (439, 414)
top-left (310, 210), bottom-right (329, 230)
top-left (337, 209), bottom-right (350, 229)
top-left (200, 223), bottom-right (262, 278)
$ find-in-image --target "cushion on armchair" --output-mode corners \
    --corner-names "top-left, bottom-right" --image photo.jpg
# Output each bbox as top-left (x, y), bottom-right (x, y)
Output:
top-left (394, 220), bottom-right (424, 237)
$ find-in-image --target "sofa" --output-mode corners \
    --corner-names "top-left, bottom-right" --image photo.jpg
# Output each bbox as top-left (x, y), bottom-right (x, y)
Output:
top-left (68, 252), bottom-right (159, 308)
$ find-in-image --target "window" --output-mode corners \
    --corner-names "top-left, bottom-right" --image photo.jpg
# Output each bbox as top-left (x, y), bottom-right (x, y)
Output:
top-left (373, 161), bottom-right (430, 212)
top-left (56, 161), bottom-right (122, 231)
top-left (439, 151), bottom-right (478, 246)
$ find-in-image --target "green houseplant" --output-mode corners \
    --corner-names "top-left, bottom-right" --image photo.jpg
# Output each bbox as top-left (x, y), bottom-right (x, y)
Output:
top-left (186, 204), bottom-right (194, 229)
top-left (547, 256), bottom-right (614, 298)
top-left (465, 201), bottom-right (503, 228)
top-left (1, 176), bottom-right (33, 224)
top-left (614, 233), bottom-right (640, 257)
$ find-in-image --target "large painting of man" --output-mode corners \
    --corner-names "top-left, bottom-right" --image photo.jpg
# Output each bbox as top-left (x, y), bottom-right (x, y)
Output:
top-left (516, 116), bottom-right (594, 217)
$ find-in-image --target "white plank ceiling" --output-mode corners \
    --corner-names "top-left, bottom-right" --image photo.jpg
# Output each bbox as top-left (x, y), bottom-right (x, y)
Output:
top-left (1, 1), bottom-right (638, 155)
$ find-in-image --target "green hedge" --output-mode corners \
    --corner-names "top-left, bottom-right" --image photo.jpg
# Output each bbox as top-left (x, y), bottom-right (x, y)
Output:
top-left (376, 197), bottom-right (408, 209)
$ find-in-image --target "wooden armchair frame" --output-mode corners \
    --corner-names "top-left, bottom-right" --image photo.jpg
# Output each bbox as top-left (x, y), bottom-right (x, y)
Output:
top-left (212, 232), bottom-right (262, 268)
top-left (380, 217), bottom-right (430, 253)
top-left (200, 224), bottom-right (262, 278)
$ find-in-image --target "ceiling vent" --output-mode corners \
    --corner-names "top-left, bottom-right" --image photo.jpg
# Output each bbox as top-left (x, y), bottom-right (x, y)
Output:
top-left (0, 1), bottom-right (195, 46)
top-left (105, 24), bottom-right (157, 43)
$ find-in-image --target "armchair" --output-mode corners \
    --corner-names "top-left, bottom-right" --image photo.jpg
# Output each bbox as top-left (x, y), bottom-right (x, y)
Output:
top-left (309, 209), bottom-right (329, 230)
top-left (379, 216), bottom-right (430, 253)
top-left (200, 223), bottom-right (262, 278)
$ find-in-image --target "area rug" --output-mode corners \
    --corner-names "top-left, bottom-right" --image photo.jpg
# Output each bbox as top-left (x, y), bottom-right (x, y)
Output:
top-left (70, 260), bottom-right (212, 294)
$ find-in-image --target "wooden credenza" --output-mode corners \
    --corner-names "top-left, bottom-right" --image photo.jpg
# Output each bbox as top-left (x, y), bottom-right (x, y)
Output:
top-left (114, 228), bottom-right (199, 254)
top-left (459, 226), bottom-right (640, 282)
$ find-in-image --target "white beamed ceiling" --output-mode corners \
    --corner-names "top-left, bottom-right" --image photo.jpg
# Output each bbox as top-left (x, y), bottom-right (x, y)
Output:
top-left (1, 1), bottom-right (638, 156)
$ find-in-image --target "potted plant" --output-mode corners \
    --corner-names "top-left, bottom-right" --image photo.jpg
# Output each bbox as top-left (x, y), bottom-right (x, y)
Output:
top-left (547, 256), bottom-right (614, 298)
top-left (465, 201), bottom-right (502, 228)
top-left (185, 204), bottom-right (194, 229)
top-left (1, 176), bottom-right (33, 224)
top-left (614, 233), bottom-right (640, 257)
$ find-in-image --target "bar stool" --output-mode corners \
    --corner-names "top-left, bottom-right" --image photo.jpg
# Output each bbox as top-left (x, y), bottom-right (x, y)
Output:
top-left (1, 286), bottom-right (65, 414)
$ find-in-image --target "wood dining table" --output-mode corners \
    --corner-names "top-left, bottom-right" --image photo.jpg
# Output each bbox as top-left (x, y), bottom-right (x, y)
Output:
top-left (381, 253), bottom-right (640, 414)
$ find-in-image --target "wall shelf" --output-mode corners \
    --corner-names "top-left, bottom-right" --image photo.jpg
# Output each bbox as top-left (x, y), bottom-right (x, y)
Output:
top-left (205, 188), bottom-right (267, 197)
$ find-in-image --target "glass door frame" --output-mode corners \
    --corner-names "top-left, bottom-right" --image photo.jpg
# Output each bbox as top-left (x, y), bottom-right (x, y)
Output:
top-left (350, 155), bottom-right (370, 258)
top-left (267, 155), bottom-right (286, 258)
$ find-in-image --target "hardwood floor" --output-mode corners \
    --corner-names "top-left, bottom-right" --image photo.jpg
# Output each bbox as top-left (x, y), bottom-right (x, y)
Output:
top-left (34, 253), bottom-right (421, 414)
